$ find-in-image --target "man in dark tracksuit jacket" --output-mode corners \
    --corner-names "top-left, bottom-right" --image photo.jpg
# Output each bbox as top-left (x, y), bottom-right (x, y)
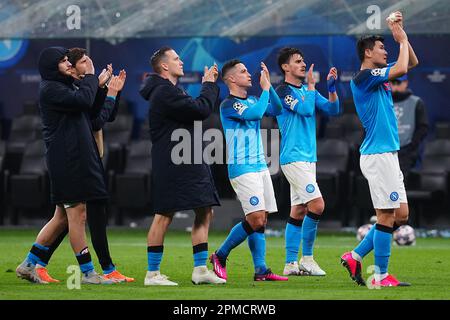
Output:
top-left (16, 47), bottom-right (122, 285)
top-left (38, 48), bottom-right (134, 283)
top-left (390, 74), bottom-right (429, 180)
top-left (139, 46), bottom-right (224, 286)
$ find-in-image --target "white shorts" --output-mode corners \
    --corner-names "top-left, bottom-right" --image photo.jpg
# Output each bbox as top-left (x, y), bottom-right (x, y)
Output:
top-left (360, 152), bottom-right (407, 209)
top-left (281, 161), bottom-right (322, 206)
top-left (230, 169), bottom-right (278, 215)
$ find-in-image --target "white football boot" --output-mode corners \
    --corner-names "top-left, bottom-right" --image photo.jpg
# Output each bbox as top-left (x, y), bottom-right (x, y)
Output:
top-left (283, 261), bottom-right (301, 276)
top-left (299, 256), bottom-right (326, 276)
top-left (16, 259), bottom-right (48, 284)
top-left (81, 270), bottom-right (115, 284)
top-left (144, 271), bottom-right (178, 286)
top-left (191, 266), bottom-right (226, 285)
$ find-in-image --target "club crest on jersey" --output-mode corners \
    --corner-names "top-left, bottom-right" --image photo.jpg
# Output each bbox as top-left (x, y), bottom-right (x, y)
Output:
top-left (371, 68), bottom-right (386, 77)
top-left (390, 192), bottom-right (399, 201)
top-left (233, 101), bottom-right (247, 115)
top-left (306, 184), bottom-right (315, 193)
top-left (249, 196), bottom-right (259, 206)
top-left (284, 95), bottom-right (298, 110)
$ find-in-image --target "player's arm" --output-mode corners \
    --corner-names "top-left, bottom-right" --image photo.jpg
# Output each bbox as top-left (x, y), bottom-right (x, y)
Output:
top-left (264, 86), bottom-right (283, 117)
top-left (44, 74), bottom-right (99, 112)
top-left (241, 90), bottom-right (270, 121)
top-left (315, 90), bottom-right (340, 116)
top-left (326, 67), bottom-right (338, 103)
top-left (392, 11), bottom-right (419, 70)
top-left (276, 85), bottom-right (315, 116)
top-left (406, 41), bottom-right (419, 70)
top-left (387, 21), bottom-right (409, 80)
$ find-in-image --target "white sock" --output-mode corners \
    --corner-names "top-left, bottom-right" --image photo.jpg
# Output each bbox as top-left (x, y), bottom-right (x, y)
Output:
top-left (374, 273), bottom-right (389, 282)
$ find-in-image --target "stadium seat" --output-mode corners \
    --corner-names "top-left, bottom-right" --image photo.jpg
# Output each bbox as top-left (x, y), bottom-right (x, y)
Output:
top-left (23, 100), bottom-right (39, 115)
top-left (7, 140), bottom-right (49, 225)
top-left (4, 115), bottom-right (41, 174)
top-left (435, 122), bottom-right (450, 139)
top-left (407, 139), bottom-right (450, 226)
top-left (112, 140), bottom-right (152, 225)
top-left (0, 141), bottom-right (5, 224)
top-left (103, 114), bottom-right (133, 174)
top-left (316, 138), bottom-right (350, 224)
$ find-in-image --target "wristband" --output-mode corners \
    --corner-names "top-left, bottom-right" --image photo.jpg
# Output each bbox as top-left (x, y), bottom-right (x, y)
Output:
top-left (327, 77), bottom-right (336, 93)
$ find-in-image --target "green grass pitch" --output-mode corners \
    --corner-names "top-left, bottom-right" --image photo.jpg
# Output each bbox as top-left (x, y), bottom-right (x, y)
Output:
top-left (1, 228), bottom-right (449, 300)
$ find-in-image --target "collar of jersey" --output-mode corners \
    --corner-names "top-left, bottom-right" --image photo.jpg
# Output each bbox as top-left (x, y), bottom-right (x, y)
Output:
top-left (228, 94), bottom-right (248, 100)
top-left (284, 81), bottom-right (303, 89)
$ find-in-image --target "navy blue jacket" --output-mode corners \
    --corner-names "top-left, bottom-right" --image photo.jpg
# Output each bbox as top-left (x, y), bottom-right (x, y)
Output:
top-left (38, 47), bottom-right (111, 204)
top-left (140, 74), bottom-right (220, 213)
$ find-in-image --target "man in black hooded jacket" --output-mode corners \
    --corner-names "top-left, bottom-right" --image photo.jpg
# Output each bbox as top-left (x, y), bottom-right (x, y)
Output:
top-left (16, 47), bottom-right (123, 285)
top-left (140, 46), bottom-right (224, 286)
top-left (33, 47), bottom-right (134, 283)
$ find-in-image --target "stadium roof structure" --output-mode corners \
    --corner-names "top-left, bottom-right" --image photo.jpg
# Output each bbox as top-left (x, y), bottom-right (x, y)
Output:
top-left (0, 0), bottom-right (449, 39)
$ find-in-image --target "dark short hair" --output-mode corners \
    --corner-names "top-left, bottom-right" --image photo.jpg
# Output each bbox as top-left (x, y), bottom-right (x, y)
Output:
top-left (357, 35), bottom-right (385, 62)
top-left (150, 46), bottom-right (173, 73)
top-left (277, 47), bottom-right (304, 74)
top-left (221, 59), bottom-right (242, 80)
top-left (67, 47), bottom-right (87, 66)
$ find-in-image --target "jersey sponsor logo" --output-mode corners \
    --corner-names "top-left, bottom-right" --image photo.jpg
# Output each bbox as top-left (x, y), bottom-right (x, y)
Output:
top-left (390, 192), bottom-right (399, 201)
top-left (249, 196), bottom-right (259, 206)
top-left (306, 184), bottom-right (315, 193)
top-left (233, 101), bottom-right (248, 115)
top-left (371, 68), bottom-right (387, 77)
top-left (284, 95), bottom-right (298, 110)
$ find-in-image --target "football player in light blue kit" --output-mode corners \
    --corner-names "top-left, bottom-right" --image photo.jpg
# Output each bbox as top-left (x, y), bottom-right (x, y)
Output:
top-left (210, 59), bottom-right (288, 282)
top-left (275, 47), bottom-right (340, 276)
top-left (341, 11), bottom-right (418, 287)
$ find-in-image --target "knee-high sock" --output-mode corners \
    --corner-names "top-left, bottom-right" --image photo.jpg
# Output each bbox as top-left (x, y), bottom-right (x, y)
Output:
top-left (147, 245), bottom-right (164, 272)
top-left (285, 217), bottom-right (303, 263)
top-left (42, 227), bottom-right (68, 266)
top-left (216, 220), bottom-right (254, 260)
top-left (353, 224), bottom-right (375, 260)
top-left (193, 243), bottom-right (208, 267)
top-left (302, 212), bottom-right (320, 257)
top-left (26, 243), bottom-right (50, 267)
top-left (87, 201), bottom-right (115, 274)
top-left (373, 224), bottom-right (393, 280)
top-left (76, 247), bottom-right (94, 275)
top-left (247, 227), bottom-right (267, 275)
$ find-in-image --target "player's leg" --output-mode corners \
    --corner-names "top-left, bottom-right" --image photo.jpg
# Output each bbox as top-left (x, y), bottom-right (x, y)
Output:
top-left (145, 212), bottom-right (177, 286)
top-left (283, 162), bottom-right (325, 275)
top-left (284, 204), bottom-right (307, 275)
top-left (247, 170), bottom-right (288, 281)
top-left (300, 196), bottom-right (326, 276)
top-left (210, 172), bottom-right (262, 280)
top-left (16, 205), bottom-right (68, 283)
top-left (65, 203), bottom-right (114, 285)
top-left (190, 207), bottom-right (225, 284)
top-left (86, 201), bottom-right (134, 282)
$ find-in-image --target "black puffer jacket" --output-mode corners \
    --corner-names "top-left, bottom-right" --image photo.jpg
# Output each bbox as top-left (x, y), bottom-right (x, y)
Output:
top-left (140, 74), bottom-right (220, 213)
top-left (38, 47), bottom-right (108, 204)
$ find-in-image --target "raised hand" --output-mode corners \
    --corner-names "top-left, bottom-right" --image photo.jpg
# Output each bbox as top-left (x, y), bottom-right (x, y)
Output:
top-left (307, 64), bottom-right (315, 90)
top-left (261, 62), bottom-right (270, 84)
top-left (106, 74), bottom-right (125, 97)
top-left (85, 56), bottom-right (95, 75)
top-left (327, 67), bottom-right (338, 93)
top-left (202, 64), bottom-right (218, 83)
top-left (259, 68), bottom-right (270, 91)
top-left (392, 22), bottom-right (408, 43)
top-left (98, 63), bottom-right (113, 88)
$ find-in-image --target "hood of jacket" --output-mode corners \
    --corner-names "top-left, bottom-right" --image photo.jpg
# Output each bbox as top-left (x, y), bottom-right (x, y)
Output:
top-left (38, 46), bottom-right (74, 85)
top-left (139, 74), bottom-right (174, 101)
